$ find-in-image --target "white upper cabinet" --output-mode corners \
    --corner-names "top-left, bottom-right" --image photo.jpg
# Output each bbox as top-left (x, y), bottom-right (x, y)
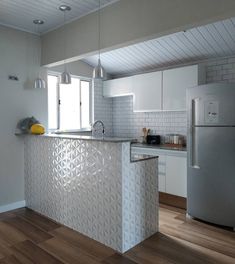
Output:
top-left (103, 76), bottom-right (133, 97)
top-left (103, 64), bottom-right (205, 112)
top-left (163, 65), bottom-right (199, 111)
top-left (132, 71), bottom-right (162, 112)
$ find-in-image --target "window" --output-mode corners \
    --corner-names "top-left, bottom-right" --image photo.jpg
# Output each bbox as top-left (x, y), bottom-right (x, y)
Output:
top-left (48, 74), bottom-right (92, 131)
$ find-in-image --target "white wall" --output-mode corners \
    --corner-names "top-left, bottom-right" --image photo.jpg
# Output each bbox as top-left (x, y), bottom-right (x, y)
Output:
top-left (41, 0), bottom-right (235, 66)
top-left (0, 25), bottom-right (47, 208)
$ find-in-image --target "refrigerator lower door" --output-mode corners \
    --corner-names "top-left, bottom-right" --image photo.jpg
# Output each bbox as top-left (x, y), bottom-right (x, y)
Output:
top-left (187, 126), bottom-right (235, 227)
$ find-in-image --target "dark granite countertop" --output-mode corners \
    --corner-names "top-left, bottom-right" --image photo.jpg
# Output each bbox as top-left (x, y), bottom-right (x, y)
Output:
top-left (131, 153), bottom-right (158, 163)
top-left (132, 143), bottom-right (187, 152)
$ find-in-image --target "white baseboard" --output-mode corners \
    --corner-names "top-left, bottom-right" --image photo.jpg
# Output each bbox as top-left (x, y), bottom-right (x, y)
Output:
top-left (0, 200), bottom-right (26, 213)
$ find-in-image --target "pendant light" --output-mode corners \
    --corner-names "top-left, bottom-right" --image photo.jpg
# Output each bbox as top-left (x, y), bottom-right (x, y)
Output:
top-left (93, 0), bottom-right (106, 79)
top-left (33, 19), bottom-right (46, 89)
top-left (59, 5), bottom-right (71, 84)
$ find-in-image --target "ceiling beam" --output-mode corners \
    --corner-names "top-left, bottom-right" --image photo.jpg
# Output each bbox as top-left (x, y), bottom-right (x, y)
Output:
top-left (42, 0), bottom-right (235, 67)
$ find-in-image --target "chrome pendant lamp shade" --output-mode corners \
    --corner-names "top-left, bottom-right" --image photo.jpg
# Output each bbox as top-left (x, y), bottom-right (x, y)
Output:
top-left (59, 5), bottom-right (71, 84)
top-left (93, 58), bottom-right (105, 79)
top-left (93, 0), bottom-right (106, 79)
top-left (34, 78), bottom-right (46, 89)
top-left (60, 71), bottom-right (71, 84)
top-left (33, 19), bottom-right (46, 89)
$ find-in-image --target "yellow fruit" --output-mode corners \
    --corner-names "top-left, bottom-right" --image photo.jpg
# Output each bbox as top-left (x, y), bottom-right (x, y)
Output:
top-left (30, 124), bottom-right (45, 135)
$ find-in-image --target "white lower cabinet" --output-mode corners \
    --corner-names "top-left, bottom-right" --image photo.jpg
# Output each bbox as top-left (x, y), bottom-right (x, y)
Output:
top-left (132, 146), bottom-right (187, 197)
top-left (158, 155), bottom-right (166, 192)
top-left (165, 155), bottom-right (187, 197)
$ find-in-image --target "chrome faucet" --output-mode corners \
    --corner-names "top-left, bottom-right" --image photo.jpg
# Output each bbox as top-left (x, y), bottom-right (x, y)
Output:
top-left (92, 120), bottom-right (105, 137)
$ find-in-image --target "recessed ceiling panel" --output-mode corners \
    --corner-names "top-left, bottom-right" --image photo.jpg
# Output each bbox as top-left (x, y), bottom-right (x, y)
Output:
top-left (83, 17), bottom-right (235, 77)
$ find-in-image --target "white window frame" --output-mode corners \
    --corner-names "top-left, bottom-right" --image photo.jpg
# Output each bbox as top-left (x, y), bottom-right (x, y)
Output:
top-left (48, 72), bottom-right (92, 132)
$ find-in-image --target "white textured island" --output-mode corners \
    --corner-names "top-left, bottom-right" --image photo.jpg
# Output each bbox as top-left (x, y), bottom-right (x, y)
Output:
top-left (24, 134), bottom-right (158, 253)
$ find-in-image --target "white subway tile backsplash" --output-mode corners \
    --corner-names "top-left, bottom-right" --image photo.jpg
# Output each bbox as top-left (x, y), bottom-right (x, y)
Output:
top-left (222, 64), bottom-right (233, 70)
top-left (228, 57), bottom-right (235, 63)
top-left (216, 59), bottom-right (228, 65)
top-left (112, 94), bottom-right (187, 139)
top-left (93, 80), bottom-right (113, 136)
top-left (206, 60), bottom-right (217, 67)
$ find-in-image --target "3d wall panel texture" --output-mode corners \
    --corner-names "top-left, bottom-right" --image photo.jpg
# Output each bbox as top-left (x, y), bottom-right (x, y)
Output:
top-left (25, 136), bottom-right (158, 252)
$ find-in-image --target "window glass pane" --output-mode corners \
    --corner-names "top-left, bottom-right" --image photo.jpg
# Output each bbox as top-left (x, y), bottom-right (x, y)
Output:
top-left (59, 77), bottom-right (80, 130)
top-left (48, 75), bottom-right (58, 130)
top-left (81, 80), bottom-right (90, 128)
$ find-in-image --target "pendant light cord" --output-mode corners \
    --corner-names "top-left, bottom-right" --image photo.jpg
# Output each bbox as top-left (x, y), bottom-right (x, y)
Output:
top-left (63, 10), bottom-right (67, 72)
top-left (98, 0), bottom-right (101, 61)
top-left (36, 23), bottom-right (40, 79)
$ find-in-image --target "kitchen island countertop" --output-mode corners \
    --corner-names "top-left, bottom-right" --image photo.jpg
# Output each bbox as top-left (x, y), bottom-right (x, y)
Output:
top-left (17, 133), bottom-right (136, 143)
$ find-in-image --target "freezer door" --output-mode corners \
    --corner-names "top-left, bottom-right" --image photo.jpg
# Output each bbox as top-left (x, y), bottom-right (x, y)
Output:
top-left (187, 126), bottom-right (235, 227)
top-left (187, 83), bottom-right (235, 126)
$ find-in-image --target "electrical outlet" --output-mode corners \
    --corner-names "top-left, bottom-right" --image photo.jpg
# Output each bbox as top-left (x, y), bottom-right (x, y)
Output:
top-left (8, 75), bottom-right (19, 81)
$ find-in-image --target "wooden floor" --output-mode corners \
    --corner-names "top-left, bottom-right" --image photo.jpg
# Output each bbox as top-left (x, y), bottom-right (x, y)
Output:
top-left (0, 205), bottom-right (234, 264)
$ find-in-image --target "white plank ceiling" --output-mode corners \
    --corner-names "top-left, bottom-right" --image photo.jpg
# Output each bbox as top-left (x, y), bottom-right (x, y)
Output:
top-left (0, 0), bottom-right (118, 34)
top-left (83, 17), bottom-right (235, 77)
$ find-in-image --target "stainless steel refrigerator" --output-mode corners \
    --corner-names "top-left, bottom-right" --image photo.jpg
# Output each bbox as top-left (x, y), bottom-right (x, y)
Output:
top-left (187, 83), bottom-right (235, 229)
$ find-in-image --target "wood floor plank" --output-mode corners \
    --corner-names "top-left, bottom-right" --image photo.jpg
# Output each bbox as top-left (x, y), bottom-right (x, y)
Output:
top-left (13, 208), bottom-right (61, 232)
top-left (0, 255), bottom-right (24, 264)
top-left (167, 233), bottom-right (235, 264)
top-left (39, 237), bottom-right (101, 264)
top-left (11, 240), bottom-right (63, 264)
top-left (180, 217), bottom-right (235, 240)
top-left (0, 254), bottom-right (35, 264)
top-left (159, 204), bottom-right (186, 214)
top-left (125, 243), bottom-right (175, 264)
top-left (0, 222), bottom-right (27, 245)
top-left (0, 206), bottom-right (234, 264)
top-left (50, 227), bottom-right (115, 261)
top-left (179, 221), bottom-right (235, 246)
top-left (3, 217), bottom-right (53, 244)
top-left (159, 192), bottom-right (186, 209)
top-left (160, 224), bottom-right (235, 258)
top-left (142, 233), bottom-right (216, 264)
top-left (0, 237), bottom-right (14, 260)
top-left (102, 253), bottom-right (138, 264)
top-left (0, 212), bottom-right (15, 221)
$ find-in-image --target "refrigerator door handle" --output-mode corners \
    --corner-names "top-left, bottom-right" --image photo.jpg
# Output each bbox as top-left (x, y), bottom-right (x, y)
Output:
top-left (190, 127), bottom-right (200, 169)
top-left (190, 99), bottom-right (200, 169)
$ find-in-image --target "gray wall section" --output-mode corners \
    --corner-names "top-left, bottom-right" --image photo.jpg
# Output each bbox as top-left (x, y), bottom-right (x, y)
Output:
top-left (0, 24), bottom-right (97, 208)
top-left (0, 25), bottom-right (47, 207)
top-left (50, 60), bottom-right (93, 78)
